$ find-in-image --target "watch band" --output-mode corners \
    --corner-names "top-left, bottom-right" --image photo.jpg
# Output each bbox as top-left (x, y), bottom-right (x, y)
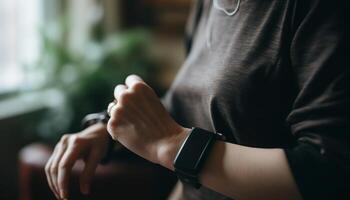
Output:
top-left (81, 111), bottom-right (110, 129)
top-left (173, 127), bottom-right (217, 188)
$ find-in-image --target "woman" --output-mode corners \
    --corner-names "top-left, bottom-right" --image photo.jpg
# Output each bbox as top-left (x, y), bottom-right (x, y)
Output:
top-left (45, 0), bottom-right (349, 199)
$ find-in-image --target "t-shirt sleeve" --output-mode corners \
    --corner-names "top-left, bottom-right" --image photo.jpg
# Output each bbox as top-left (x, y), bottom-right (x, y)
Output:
top-left (284, 0), bottom-right (350, 199)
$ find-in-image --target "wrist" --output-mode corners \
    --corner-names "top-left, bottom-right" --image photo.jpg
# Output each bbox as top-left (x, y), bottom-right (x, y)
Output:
top-left (157, 127), bottom-right (191, 170)
top-left (84, 123), bottom-right (108, 136)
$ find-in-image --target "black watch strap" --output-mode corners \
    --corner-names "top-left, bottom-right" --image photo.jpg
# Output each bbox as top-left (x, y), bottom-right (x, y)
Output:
top-left (173, 128), bottom-right (217, 188)
top-left (81, 111), bottom-right (110, 129)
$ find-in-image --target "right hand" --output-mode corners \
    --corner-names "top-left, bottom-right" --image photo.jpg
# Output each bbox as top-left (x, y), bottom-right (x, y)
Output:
top-left (45, 123), bottom-right (110, 199)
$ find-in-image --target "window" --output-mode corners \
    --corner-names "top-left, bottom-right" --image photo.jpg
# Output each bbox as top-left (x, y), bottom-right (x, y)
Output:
top-left (0, 0), bottom-right (42, 93)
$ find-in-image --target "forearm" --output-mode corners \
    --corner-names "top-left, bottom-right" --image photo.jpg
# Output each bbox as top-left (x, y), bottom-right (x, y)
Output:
top-left (105, 75), bottom-right (303, 200)
top-left (200, 141), bottom-right (302, 200)
top-left (160, 132), bottom-right (302, 200)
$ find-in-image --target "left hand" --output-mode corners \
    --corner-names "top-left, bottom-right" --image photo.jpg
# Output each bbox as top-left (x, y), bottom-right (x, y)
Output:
top-left (107, 75), bottom-right (189, 169)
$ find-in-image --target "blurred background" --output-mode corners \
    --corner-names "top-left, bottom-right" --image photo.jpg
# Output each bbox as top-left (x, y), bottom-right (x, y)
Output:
top-left (0, 0), bottom-right (190, 199)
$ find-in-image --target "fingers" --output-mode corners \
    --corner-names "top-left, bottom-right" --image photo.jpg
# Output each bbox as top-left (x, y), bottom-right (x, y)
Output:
top-left (57, 137), bottom-right (82, 199)
top-left (79, 149), bottom-right (100, 195)
top-left (125, 75), bottom-right (152, 96)
top-left (45, 147), bottom-right (60, 199)
top-left (45, 134), bottom-right (82, 199)
top-left (51, 141), bottom-right (70, 198)
top-left (125, 74), bottom-right (144, 88)
top-left (108, 74), bottom-right (149, 137)
top-left (114, 84), bottom-right (127, 101)
top-left (107, 101), bottom-right (117, 117)
top-left (113, 75), bottom-right (148, 103)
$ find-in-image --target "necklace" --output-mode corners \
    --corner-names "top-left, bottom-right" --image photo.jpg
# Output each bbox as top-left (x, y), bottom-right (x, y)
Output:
top-left (213, 0), bottom-right (241, 16)
top-left (206, 0), bottom-right (241, 48)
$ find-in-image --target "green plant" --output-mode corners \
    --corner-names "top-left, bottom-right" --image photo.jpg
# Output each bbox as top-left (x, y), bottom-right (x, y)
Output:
top-left (27, 21), bottom-right (158, 143)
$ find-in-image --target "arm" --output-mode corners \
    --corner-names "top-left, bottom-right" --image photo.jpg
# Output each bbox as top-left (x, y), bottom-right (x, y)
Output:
top-left (160, 133), bottom-right (301, 200)
top-left (160, 133), bottom-right (302, 200)
top-left (109, 66), bottom-right (349, 200)
top-left (201, 143), bottom-right (301, 200)
top-left (108, 76), bottom-right (302, 200)
top-left (108, 2), bottom-right (348, 199)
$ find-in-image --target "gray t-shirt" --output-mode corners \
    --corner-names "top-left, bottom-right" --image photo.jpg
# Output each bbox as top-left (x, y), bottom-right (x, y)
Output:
top-left (163, 0), bottom-right (349, 199)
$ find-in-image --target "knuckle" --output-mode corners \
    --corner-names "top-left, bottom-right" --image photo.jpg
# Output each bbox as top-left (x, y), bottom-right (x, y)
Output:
top-left (132, 81), bottom-right (148, 92)
top-left (120, 91), bottom-right (133, 103)
top-left (60, 134), bottom-right (70, 143)
top-left (107, 118), bottom-right (118, 130)
top-left (58, 161), bottom-right (69, 170)
top-left (115, 106), bottom-right (125, 117)
top-left (50, 165), bottom-right (58, 174)
top-left (69, 134), bottom-right (83, 145)
top-left (110, 104), bottom-right (125, 118)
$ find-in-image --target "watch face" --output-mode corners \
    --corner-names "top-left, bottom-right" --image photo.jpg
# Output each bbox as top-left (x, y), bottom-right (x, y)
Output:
top-left (174, 128), bottom-right (215, 174)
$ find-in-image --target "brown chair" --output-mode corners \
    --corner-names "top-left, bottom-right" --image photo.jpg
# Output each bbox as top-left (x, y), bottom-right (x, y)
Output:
top-left (18, 143), bottom-right (176, 200)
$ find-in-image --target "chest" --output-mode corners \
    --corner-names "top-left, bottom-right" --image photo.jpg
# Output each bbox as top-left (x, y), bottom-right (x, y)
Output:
top-left (173, 0), bottom-right (294, 104)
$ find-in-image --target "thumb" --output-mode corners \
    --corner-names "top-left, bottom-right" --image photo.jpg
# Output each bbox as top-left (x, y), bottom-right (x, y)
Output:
top-left (80, 150), bottom-right (100, 195)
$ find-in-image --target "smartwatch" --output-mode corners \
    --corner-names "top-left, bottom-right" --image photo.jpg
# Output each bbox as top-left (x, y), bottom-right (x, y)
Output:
top-left (173, 127), bottom-right (218, 188)
top-left (81, 111), bottom-right (110, 129)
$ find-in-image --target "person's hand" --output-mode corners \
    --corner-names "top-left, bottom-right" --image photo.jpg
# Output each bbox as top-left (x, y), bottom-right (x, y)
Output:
top-left (45, 123), bottom-right (110, 199)
top-left (107, 75), bottom-right (189, 169)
